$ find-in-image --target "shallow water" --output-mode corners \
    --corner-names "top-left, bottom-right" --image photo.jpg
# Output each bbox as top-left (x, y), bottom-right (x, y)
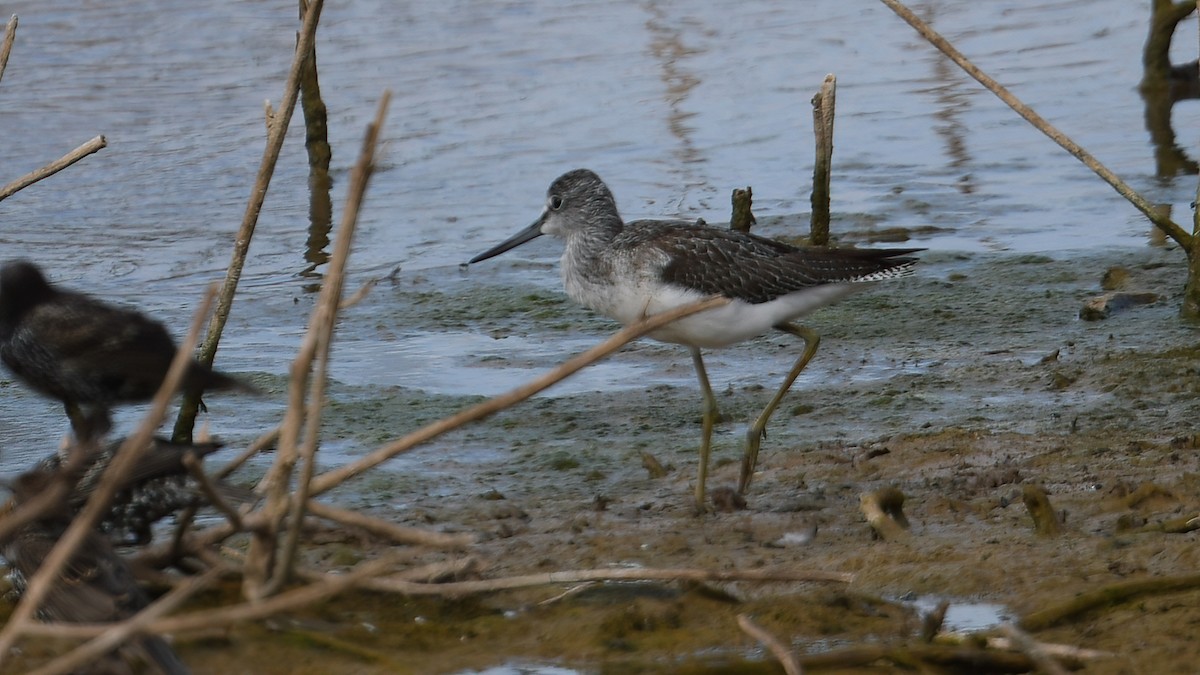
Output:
top-left (0, 0), bottom-right (1196, 546)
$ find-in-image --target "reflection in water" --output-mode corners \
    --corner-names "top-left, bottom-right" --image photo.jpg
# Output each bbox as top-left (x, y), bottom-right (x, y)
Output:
top-left (643, 2), bottom-right (703, 206)
top-left (304, 167), bottom-right (333, 280)
top-left (930, 55), bottom-right (976, 195)
top-left (1141, 88), bottom-right (1198, 178)
top-left (1138, 2), bottom-right (1198, 177)
top-left (915, 3), bottom-right (976, 195)
top-left (300, 0), bottom-right (334, 283)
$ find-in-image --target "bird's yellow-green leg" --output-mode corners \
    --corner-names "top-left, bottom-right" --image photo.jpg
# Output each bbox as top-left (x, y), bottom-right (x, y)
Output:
top-left (738, 323), bottom-right (820, 495)
top-left (690, 346), bottom-right (718, 513)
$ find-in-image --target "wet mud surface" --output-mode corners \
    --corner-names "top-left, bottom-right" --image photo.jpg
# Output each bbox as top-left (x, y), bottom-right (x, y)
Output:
top-left (10, 244), bottom-right (1200, 674)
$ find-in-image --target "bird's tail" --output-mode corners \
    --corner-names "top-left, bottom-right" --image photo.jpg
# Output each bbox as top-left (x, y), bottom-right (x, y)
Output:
top-left (184, 363), bottom-right (261, 396)
top-left (137, 634), bottom-right (192, 675)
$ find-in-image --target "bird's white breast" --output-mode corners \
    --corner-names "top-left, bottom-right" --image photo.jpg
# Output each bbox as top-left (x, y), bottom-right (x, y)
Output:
top-left (560, 245), bottom-right (868, 348)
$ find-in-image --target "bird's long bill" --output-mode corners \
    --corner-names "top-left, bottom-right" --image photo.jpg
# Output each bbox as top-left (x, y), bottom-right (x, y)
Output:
top-left (467, 214), bottom-right (546, 264)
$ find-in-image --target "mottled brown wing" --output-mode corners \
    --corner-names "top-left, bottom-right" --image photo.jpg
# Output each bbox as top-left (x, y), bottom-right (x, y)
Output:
top-left (651, 224), bottom-right (919, 304)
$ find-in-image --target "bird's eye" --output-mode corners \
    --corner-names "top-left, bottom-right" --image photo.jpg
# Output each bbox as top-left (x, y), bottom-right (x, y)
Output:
top-left (548, 195), bottom-right (564, 211)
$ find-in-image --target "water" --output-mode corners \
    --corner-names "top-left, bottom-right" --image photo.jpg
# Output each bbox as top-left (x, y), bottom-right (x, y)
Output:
top-left (0, 0), bottom-right (1196, 464)
top-left (908, 596), bottom-right (1012, 633)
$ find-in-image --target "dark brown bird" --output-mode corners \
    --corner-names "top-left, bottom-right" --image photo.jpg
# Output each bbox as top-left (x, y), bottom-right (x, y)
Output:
top-left (2, 467), bottom-right (191, 674)
top-left (0, 260), bottom-right (254, 441)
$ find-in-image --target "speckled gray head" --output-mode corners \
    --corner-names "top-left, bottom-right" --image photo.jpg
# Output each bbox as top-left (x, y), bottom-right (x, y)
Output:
top-left (467, 169), bottom-right (619, 264)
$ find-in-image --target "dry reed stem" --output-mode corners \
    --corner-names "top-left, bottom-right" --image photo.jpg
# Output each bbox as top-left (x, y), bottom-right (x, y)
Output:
top-left (536, 583), bottom-right (596, 606)
top-left (976, 636), bottom-right (1111, 661)
top-left (146, 553), bottom-right (403, 634)
top-left (28, 561), bottom-right (850, 641)
top-left (0, 285), bottom-right (217, 666)
top-left (0, 14), bottom-right (16, 85)
top-left (215, 425), bottom-right (279, 480)
top-left (879, 0), bottom-right (1191, 247)
top-left (291, 556), bottom-right (479, 592)
top-left (181, 451), bottom-right (243, 530)
top-left (389, 557), bottom-right (482, 583)
top-left (175, 0), bottom-right (325, 440)
top-left (137, 518), bottom-right (238, 569)
top-left (276, 90), bottom-right (388, 588)
top-left (165, 505), bottom-right (199, 564)
top-left (308, 295), bottom-right (730, 496)
top-left (361, 565), bottom-right (852, 596)
top-left (262, 91), bottom-right (391, 596)
top-left (20, 554), bottom-right (404, 640)
top-left (26, 566), bottom-right (225, 675)
top-left (339, 278), bottom-right (376, 309)
top-left (737, 614), bottom-right (803, 675)
top-left (239, 2), bottom-right (337, 597)
top-left (998, 624), bottom-right (1069, 675)
top-left (0, 135), bottom-right (107, 202)
top-left (304, 499), bottom-right (474, 549)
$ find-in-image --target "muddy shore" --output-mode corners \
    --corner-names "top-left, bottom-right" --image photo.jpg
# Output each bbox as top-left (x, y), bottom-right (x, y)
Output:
top-left (10, 243), bottom-right (1200, 673)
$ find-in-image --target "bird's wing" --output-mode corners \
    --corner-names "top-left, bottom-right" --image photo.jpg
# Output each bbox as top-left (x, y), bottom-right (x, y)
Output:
top-left (648, 225), bottom-right (918, 304)
top-left (22, 295), bottom-right (179, 389)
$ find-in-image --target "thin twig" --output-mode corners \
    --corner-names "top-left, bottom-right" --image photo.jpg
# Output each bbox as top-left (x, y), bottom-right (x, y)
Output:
top-left (362, 565), bottom-right (852, 596)
top-left (148, 553), bottom-right (402, 634)
top-left (0, 14), bottom-right (16, 85)
top-left (879, 0), bottom-right (1191, 248)
top-left (738, 614), bottom-right (803, 675)
top-left (291, 556), bottom-right (480, 592)
top-left (26, 566), bottom-right (225, 675)
top-left (215, 425), bottom-right (279, 480)
top-left (308, 295), bottom-right (730, 496)
top-left (0, 285), bottom-right (217, 667)
top-left (390, 557), bottom-right (482, 583)
top-left (971, 635), bottom-right (1111, 661)
top-left (537, 583), bottom-right (597, 606)
top-left (137, 518), bottom-right (239, 570)
top-left (339, 278), bottom-right (376, 310)
top-left (166, 505), bottom-right (199, 565)
top-left (0, 135), bottom-right (107, 202)
top-left (173, 0), bottom-right (326, 441)
top-left (181, 452), bottom-right (244, 531)
top-left (304, 499), bottom-right (474, 549)
top-left (21, 554), bottom-right (405, 640)
top-left (261, 91), bottom-right (392, 597)
top-left (998, 624), bottom-right (1069, 675)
